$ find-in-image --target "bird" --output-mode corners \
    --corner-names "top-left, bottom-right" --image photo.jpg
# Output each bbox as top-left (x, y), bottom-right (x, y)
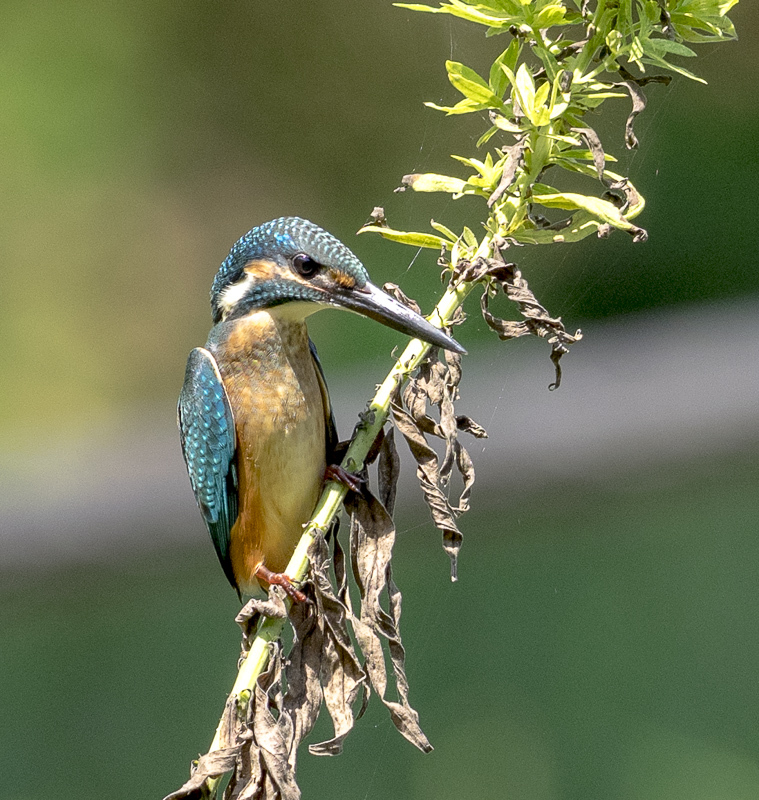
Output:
top-left (178, 216), bottom-right (465, 601)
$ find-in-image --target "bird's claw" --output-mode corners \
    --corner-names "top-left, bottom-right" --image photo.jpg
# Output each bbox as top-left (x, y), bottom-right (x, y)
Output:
top-left (324, 464), bottom-right (364, 493)
top-left (254, 564), bottom-right (308, 604)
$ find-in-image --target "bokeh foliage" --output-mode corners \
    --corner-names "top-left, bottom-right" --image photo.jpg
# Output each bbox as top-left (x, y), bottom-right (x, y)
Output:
top-left (364, 0), bottom-right (737, 254)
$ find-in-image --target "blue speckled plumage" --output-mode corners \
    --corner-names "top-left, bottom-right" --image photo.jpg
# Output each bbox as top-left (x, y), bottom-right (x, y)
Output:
top-left (211, 217), bottom-right (368, 320)
top-left (178, 348), bottom-right (239, 588)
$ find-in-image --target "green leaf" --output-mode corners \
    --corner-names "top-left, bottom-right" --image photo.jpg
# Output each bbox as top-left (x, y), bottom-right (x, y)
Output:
top-left (513, 62), bottom-right (538, 124)
top-left (430, 220), bottom-right (460, 242)
top-left (554, 159), bottom-right (625, 183)
top-left (546, 132), bottom-right (582, 146)
top-left (641, 54), bottom-right (706, 84)
top-left (669, 5), bottom-right (737, 41)
top-left (446, 60), bottom-right (503, 106)
top-left (357, 225), bottom-right (446, 249)
top-left (393, 2), bottom-right (441, 10)
top-left (533, 3), bottom-right (567, 28)
top-left (402, 173), bottom-right (468, 194)
top-left (425, 98), bottom-right (487, 115)
top-left (489, 40), bottom-right (521, 96)
top-left (629, 34), bottom-right (645, 69)
top-left (461, 226), bottom-right (479, 248)
top-left (476, 125), bottom-right (500, 147)
top-left (394, 1), bottom-right (515, 26)
top-left (677, 0), bottom-right (737, 15)
top-left (554, 148), bottom-right (618, 163)
top-left (490, 114), bottom-right (524, 133)
top-left (534, 80), bottom-right (551, 110)
top-left (605, 29), bottom-right (624, 56)
top-left (451, 152), bottom-right (499, 188)
top-left (532, 43), bottom-right (561, 82)
top-left (643, 37), bottom-right (698, 59)
top-left (532, 188), bottom-right (645, 236)
top-left (511, 211), bottom-right (610, 244)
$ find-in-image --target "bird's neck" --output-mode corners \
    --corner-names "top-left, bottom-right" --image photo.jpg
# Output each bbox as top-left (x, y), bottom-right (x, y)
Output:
top-left (208, 308), bottom-right (310, 370)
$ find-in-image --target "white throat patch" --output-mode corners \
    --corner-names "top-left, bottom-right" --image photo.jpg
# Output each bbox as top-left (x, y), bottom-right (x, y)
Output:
top-left (218, 272), bottom-right (255, 319)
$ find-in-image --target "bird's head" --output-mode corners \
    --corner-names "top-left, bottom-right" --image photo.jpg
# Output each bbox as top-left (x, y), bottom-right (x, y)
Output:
top-left (210, 217), bottom-right (465, 354)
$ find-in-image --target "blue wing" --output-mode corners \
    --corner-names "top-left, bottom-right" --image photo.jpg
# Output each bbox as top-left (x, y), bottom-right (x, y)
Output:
top-left (178, 347), bottom-right (239, 589)
top-left (309, 338), bottom-right (338, 457)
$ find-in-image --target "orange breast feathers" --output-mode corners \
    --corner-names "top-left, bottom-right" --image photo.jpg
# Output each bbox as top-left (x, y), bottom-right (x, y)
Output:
top-left (213, 311), bottom-right (327, 595)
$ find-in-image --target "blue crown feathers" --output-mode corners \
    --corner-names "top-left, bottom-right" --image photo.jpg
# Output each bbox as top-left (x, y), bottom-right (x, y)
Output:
top-left (211, 217), bottom-right (369, 312)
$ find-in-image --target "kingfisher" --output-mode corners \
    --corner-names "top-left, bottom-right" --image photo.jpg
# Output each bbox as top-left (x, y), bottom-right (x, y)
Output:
top-left (178, 217), bottom-right (464, 601)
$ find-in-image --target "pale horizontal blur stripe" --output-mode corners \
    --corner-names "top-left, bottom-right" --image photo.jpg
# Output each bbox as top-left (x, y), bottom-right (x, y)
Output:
top-left (1, 297), bottom-right (757, 571)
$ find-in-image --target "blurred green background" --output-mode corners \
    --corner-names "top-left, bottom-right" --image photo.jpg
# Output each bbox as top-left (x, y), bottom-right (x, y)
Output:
top-left (1, 2), bottom-right (757, 799)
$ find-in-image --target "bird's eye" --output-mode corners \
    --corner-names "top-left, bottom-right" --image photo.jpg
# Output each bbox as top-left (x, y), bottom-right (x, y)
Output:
top-left (292, 254), bottom-right (320, 278)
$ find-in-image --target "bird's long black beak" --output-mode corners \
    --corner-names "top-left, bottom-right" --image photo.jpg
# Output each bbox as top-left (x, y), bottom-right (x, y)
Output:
top-left (332, 281), bottom-right (466, 355)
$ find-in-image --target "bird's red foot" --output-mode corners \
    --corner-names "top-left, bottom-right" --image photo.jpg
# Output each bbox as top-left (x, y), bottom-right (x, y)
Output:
top-left (324, 464), bottom-right (364, 493)
top-left (254, 563), bottom-right (307, 603)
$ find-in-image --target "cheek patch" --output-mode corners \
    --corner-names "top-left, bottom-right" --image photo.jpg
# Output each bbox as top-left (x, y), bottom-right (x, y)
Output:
top-left (218, 260), bottom-right (280, 319)
top-left (243, 259), bottom-right (280, 283)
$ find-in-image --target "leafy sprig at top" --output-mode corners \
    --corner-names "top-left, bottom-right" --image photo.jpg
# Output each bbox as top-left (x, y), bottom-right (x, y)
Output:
top-left (362, 0), bottom-right (738, 258)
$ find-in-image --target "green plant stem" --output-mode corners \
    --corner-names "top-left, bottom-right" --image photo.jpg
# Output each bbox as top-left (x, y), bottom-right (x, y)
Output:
top-left (202, 234), bottom-right (493, 797)
top-left (575, 0), bottom-right (609, 74)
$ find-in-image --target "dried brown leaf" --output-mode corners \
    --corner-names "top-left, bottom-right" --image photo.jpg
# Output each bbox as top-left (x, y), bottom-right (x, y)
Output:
top-left (381, 282), bottom-right (422, 315)
top-left (346, 488), bottom-right (433, 753)
top-left (570, 126), bottom-right (643, 214)
top-left (163, 748), bottom-right (240, 800)
top-left (456, 415), bottom-right (488, 439)
top-left (279, 601), bottom-right (323, 764)
top-left (248, 650), bottom-right (301, 800)
top-left (614, 68), bottom-right (672, 149)
top-left (479, 258), bottom-right (582, 390)
top-left (236, 594), bottom-right (288, 646)
top-left (452, 440), bottom-right (475, 515)
top-left (306, 535), bottom-right (367, 757)
top-left (378, 426), bottom-right (401, 516)
top-left (391, 385), bottom-right (463, 580)
top-left (570, 126), bottom-right (607, 183)
top-left (488, 136), bottom-right (528, 208)
top-left (224, 648), bottom-right (300, 800)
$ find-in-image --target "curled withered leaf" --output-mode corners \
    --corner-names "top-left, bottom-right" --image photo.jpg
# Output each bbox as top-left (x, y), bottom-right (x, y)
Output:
top-left (236, 593), bottom-right (288, 645)
top-left (452, 440), bottom-right (475, 515)
top-left (345, 488), bottom-right (433, 753)
top-left (367, 206), bottom-right (388, 227)
top-left (614, 67), bottom-right (672, 149)
top-left (570, 126), bottom-right (607, 184)
top-left (230, 646), bottom-right (302, 800)
top-left (391, 382), bottom-right (463, 580)
top-left (163, 747), bottom-right (240, 800)
top-left (479, 257), bottom-right (582, 390)
top-left (571, 126), bottom-right (645, 213)
top-left (456, 415), bottom-right (488, 439)
top-left (619, 79), bottom-right (646, 149)
top-left (278, 600), bottom-right (324, 763)
top-left (378, 426), bottom-right (401, 516)
top-left (381, 282), bottom-right (480, 573)
top-left (597, 222), bottom-right (613, 239)
top-left (382, 282), bottom-right (422, 315)
top-left (488, 136), bottom-right (528, 208)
